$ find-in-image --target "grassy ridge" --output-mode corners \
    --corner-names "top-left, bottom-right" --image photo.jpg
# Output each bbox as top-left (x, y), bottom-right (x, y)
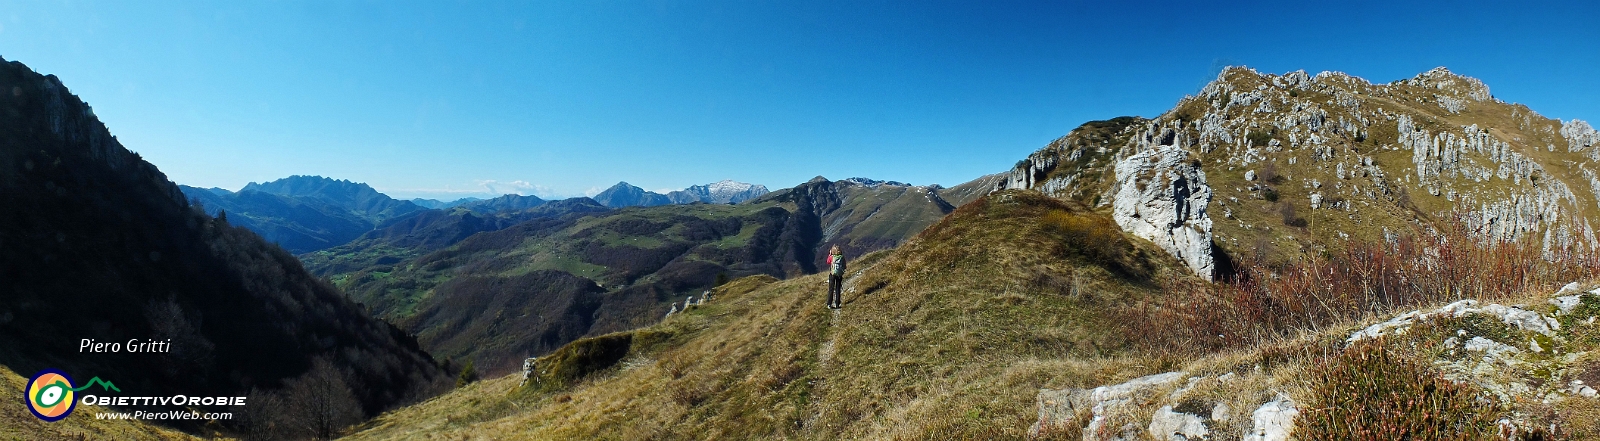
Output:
top-left (334, 201), bottom-right (814, 376)
top-left (342, 190), bottom-right (1197, 440)
top-left (346, 187), bottom-right (1600, 439)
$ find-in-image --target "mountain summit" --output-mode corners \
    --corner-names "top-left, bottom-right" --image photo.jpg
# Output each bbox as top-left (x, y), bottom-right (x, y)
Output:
top-left (666, 179), bottom-right (770, 204)
top-left (595, 180), bottom-right (770, 208)
top-left (994, 66), bottom-right (1600, 280)
top-left (592, 181), bottom-right (674, 208)
top-left (243, 175), bottom-right (424, 223)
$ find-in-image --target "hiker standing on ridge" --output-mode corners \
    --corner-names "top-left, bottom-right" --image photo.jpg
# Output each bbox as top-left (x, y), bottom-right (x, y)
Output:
top-left (827, 245), bottom-right (846, 309)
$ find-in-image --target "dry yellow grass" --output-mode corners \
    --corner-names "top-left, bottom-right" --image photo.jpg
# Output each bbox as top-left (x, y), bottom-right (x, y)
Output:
top-left (341, 192), bottom-right (1193, 440)
top-left (342, 189), bottom-right (1600, 440)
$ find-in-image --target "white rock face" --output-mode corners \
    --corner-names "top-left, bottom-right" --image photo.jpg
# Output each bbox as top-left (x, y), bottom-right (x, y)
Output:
top-left (520, 357), bottom-right (538, 386)
top-left (1030, 371), bottom-right (1187, 439)
top-left (1563, 119), bottom-right (1600, 160)
top-left (1243, 395), bottom-right (1298, 441)
top-left (1148, 405), bottom-right (1209, 440)
top-left (1346, 299), bottom-right (1561, 344)
top-left (1210, 403), bottom-right (1231, 424)
top-left (1570, 380), bottom-right (1599, 398)
top-left (1113, 145), bottom-right (1215, 280)
top-left (1085, 372), bottom-right (1187, 438)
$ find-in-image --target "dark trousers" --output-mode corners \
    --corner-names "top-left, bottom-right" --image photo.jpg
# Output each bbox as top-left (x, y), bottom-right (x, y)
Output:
top-left (828, 274), bottom-right (843, 307)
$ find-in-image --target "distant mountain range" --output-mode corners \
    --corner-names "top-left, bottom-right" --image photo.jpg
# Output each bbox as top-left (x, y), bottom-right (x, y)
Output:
top-left (410, 197), bottom-right (482, 209)
top-left (666, 179), bottom-right (771, 204)
top-left (457, 193), bottom-right (548, 213)
top-left (242, 175), bottom-right (426, 223)
top-left (179, 175), bottom-right (430, 254)
top-left (171, 173), bottom-right (965, 377)
top-left (184, 178), bottom-right (772, 253)
top-left (595, 180), bottom-right (770, 208)
top-left (318, 175), bottom-right (981, 375)
top-left (181, 181), bottom-right (389, 254)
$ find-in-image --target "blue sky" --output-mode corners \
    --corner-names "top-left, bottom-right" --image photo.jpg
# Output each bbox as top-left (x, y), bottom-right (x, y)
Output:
top-left (1, 1), bottom-right (1596, 199)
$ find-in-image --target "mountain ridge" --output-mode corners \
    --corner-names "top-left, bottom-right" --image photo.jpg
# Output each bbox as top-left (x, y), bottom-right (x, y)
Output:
top-left (243, 175), bottom-right (426, 224)
top-left (0, 55), bottom-right (447, 438)
top-left (342, 66), bottom-right (1600, 440)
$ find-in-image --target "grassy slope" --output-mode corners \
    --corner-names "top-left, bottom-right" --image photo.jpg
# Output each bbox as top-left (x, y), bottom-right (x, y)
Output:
top-left (0, 365), bottom-right (205, 441)
top-left (341, 201), bottom-right (785, 319)
top-left (823, 183), bottom-right (954, 255)
top-left (300, 198), bottom-right (611, 278)
top-left (331, 181), bottom-right (972, 377)
top-left (343, 191), bottom-right (1196, 440)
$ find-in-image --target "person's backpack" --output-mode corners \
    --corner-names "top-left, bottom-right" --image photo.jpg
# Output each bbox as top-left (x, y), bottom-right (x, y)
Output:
top-left (830, 254), bottom-right (846, 276)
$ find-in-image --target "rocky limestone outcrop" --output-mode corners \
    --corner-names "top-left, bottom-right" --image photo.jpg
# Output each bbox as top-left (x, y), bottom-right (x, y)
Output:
top-left (1346, 283), bottom-right (1600, 405)
top-left (1112, 144), bottom-right (1215, 280)
top-left (1027, 283), bottom-right (1600, 440)
top-left (1031, 371), bottom-right (1295, 440)
top-left (1148, 404), bottom-right (1210, 440)
top-left (996, 65), bottom-right (1600, 276)
top-left (1029, 371), bottom-right (1187, 439)
top-left (1242, 395), bottom-right (1298, 441)
top-left (1563, 119), bottom-right (1600, 161)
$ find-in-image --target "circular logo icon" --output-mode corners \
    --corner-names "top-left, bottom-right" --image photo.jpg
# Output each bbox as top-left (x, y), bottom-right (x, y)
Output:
top-left (26, 369), bottom-right (77, 422)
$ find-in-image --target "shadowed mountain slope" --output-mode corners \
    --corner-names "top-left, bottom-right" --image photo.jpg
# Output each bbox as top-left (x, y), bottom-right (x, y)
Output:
top-left (0, 56), bottom-right (446, 435)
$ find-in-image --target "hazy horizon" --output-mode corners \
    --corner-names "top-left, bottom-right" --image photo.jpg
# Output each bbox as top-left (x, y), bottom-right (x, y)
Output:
top-left (2, 1), bottom-right (1596, 200)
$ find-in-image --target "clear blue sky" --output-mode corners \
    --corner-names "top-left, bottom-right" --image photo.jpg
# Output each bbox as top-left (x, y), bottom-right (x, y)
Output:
top-left (2, 1), bottom-right (1596, 199)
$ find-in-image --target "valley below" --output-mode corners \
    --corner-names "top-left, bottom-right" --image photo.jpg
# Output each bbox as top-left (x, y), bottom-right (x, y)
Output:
top-left (8, 55), bottom-right (1600, 440)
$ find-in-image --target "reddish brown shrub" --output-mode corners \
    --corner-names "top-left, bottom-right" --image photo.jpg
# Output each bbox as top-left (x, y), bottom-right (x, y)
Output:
top-left (1127, 215), bottom-right (1600, 353)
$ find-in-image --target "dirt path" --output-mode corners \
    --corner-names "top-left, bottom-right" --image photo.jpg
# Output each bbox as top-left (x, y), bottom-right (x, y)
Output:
top-left (807, 270), bottom-right (861, 431)
top-left (819, 308), bottom-right (840, 367)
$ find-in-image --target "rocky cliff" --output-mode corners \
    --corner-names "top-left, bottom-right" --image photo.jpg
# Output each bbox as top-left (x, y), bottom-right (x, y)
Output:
top-left (997, 67), bottom-right (1600, 279)
top-left (1112, 144), bottom-right (1215, 280)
